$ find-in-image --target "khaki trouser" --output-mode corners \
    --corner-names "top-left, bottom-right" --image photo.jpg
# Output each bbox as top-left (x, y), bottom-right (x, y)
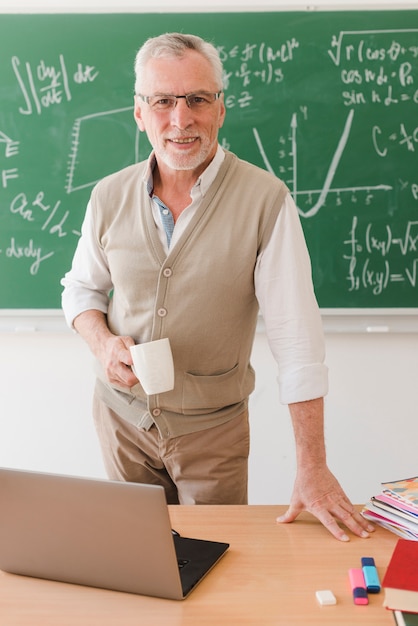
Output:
top-left (93, 393), bottom-right (250, 505)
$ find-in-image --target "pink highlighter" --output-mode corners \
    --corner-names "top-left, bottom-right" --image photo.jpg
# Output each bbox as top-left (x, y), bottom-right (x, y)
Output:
top-left (349, 568), bottom-right (369, 605)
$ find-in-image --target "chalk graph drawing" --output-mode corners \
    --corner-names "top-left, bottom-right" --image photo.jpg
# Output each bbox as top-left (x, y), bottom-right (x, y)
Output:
top-left (252, 25), bottom-right (418, 220)
top-left (252, 109), bottom-right (393, 220)
top-left (66, 106), bottom-right (140, 194)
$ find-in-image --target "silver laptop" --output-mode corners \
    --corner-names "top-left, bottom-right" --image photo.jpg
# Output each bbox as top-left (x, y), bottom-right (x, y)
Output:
top-left (0, 467), bottom-right (229, 600)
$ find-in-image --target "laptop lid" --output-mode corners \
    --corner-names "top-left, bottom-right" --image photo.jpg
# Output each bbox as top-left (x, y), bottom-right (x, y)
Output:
top-left (0, 467), bottom-right (229, 600)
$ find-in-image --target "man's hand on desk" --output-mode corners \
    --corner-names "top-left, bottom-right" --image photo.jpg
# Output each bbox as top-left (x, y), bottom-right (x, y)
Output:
top-left (276, 465), bottom-right (375, 541)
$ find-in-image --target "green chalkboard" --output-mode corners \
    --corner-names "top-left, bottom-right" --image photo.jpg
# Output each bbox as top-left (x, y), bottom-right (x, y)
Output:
top-left (1, 11), bottom-right (417, 309)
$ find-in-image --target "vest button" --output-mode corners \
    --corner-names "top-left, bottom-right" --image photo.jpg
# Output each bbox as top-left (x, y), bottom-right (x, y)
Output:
top-left (152, 408), bottom-right (161, 417)
top-left (157, 307), bottom-right (167, 317)
top-left (163, 268), bottom-right (172, 277)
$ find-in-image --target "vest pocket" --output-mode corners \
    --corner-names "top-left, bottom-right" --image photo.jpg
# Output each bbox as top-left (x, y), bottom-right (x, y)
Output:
top-left (181, 363), bottom-right (252, 415)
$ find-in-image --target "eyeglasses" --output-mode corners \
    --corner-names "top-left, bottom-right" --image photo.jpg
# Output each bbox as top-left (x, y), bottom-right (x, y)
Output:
top-left (137, 91), bottom-right (223, 112)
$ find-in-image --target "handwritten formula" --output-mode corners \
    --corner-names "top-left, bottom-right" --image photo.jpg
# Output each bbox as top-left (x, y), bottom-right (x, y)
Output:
top-left (344, 217), bottom-right (418, 295)
top-left (12, 54), bottom-right (98, 116)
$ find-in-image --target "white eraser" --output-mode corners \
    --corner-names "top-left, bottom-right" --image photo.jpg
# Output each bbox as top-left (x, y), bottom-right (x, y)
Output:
top-left (315, 590), bottom-right (337, 606)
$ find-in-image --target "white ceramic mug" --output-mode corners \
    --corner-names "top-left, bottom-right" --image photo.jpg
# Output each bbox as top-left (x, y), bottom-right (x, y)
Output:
top-left (129, 338), bottom-right (174, 395)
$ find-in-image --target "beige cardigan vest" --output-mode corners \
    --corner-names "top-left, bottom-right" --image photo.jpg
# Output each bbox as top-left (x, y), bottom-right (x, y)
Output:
top-left (92, 151), bottom-right (288, 438)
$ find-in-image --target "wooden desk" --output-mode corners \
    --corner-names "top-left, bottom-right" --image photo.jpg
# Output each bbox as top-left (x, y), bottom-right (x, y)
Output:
top-left (0, 505), bottom-right (398, 625)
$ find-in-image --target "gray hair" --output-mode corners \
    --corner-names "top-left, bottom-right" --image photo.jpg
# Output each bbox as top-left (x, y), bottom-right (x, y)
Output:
top-left (134, 32), bottom-right (224, 95)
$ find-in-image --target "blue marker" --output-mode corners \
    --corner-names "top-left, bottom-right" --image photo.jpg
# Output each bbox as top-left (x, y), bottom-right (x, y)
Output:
top-left (361, 557), bottom-right (381, 593)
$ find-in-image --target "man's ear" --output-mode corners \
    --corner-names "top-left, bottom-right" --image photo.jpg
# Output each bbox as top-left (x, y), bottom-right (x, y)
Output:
top-left (133, 96), bottom-right (146, 132)
top-left (218, 94), bottom-right (226, 130)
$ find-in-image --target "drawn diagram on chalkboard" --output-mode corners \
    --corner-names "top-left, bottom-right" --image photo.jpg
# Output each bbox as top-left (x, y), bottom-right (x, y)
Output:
top-left (65, 106), bottom-right (140, 193)
top-left (252, 109), bottom-right (393, 220)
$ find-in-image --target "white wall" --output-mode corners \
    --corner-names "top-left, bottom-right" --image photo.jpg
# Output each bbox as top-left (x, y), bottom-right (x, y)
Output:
top-left (1, 325), bottom-right (418, 504)
top-left (1, 0), bottom-right (418, 505)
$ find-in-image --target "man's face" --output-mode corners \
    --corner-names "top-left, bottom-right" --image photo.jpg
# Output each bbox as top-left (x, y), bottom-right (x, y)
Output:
top-left (134, 50), bottom-right (226, 176)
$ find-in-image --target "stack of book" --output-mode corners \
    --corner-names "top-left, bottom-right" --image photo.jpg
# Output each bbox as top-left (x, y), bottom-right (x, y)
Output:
top-left (381, 538), bottom-right (418, 625)
top-left (362, 476), bottom-right (418, 541)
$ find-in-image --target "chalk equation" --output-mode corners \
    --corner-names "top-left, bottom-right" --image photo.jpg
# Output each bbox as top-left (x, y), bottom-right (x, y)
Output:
top-left (0, 52), bottom-right (99, 278)
top-left (344, 216), bottom-right (418, 295)
top-left (0, 118), bottom-right (80, 273)
top-left (0, 187), bottom-right (81, 275)
top-left (328, 28), bottom-right (418, 107)
top-left (12, 53), bottom-right (98, 116)
top-left (3, 237), bottom-right (54, 276)
top-left (217, 38), bottom-right (300, 109)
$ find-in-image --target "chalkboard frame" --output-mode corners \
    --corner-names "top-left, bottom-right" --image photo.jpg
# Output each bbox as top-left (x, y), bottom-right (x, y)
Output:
top-left (0, 309), bottom-right (417, 334)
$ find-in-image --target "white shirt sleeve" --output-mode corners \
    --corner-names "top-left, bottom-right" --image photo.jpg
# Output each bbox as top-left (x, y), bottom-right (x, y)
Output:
top-left (254, 192), bottom-right (329, 405)
top-left (61, 200), bottom-right (112, 328)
